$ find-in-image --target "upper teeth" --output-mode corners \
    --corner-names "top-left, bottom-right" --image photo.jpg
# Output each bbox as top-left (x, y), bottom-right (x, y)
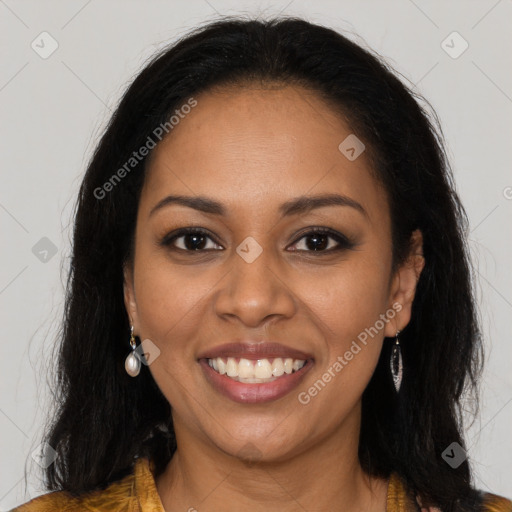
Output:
top-left (208, 357), bottom-right (306, 380)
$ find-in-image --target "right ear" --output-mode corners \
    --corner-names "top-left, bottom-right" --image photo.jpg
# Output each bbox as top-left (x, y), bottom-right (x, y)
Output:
top-left (123, 261), bottom-right (139, 330)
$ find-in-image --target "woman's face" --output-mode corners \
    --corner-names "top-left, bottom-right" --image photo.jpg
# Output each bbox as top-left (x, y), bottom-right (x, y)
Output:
top-left (124, 83), bottom-right (423, 462)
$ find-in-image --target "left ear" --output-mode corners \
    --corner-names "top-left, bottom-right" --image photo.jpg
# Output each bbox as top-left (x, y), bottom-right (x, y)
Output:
top-left (384, 229), bottom-right (425, 338)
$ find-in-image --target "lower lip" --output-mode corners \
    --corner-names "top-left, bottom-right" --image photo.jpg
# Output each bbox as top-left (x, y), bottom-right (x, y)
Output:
top-left (199, 358), bottom-right (314, 404)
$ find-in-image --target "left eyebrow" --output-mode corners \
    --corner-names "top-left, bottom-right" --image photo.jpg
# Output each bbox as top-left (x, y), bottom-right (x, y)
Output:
top-left (278, 193), bottom-right (369, 221)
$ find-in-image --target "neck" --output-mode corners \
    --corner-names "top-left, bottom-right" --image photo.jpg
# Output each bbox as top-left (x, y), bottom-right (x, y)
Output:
top-left (155, 404), bottom-right (388, 512)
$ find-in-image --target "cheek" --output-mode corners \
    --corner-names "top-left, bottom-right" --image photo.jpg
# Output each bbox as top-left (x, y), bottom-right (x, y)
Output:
top-left (132, 251), bottom-right (210, 359)
top-left (293, 266), bottom-right (390, 428)
top-left (132, 258), bottom-right (211, 410)
top-left (302, 252), bottom-right (392, 349)
top-left (294, 256), bottom-right (391, 417)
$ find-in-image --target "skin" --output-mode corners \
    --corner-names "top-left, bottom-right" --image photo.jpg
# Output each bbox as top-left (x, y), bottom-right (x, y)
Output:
top-left (124, 83), bottom-right (425, 512)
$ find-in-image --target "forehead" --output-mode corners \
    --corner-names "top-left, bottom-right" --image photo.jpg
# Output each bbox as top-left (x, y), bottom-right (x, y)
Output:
top-left (140, 84), bottom-right (388, 226)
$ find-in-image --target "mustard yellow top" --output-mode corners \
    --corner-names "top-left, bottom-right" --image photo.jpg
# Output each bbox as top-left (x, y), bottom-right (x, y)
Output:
top-left (11, 457), bottom-right (512, 512)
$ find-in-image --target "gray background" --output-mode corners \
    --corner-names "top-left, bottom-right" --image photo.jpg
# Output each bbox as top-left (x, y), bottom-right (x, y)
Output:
top-left (1, 0), bottom-right (511, 509)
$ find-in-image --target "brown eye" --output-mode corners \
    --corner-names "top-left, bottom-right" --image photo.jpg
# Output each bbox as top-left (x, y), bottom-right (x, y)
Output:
top-left (161, 228), bottom-right (223, 252)
top-left (288, 228), bottom-right (355, 253)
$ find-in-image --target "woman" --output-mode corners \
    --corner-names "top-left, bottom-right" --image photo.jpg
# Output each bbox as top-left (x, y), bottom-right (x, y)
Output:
top-left (13, 16), bottom-right (511, 512)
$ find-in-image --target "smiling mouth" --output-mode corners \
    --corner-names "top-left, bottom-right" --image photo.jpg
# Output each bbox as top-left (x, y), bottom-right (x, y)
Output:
top-left (205, 356), bottom-right (307, 383)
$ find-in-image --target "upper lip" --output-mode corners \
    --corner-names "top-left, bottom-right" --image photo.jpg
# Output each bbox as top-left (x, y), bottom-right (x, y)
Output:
top-left (197, 342), bottom-right (314, 361)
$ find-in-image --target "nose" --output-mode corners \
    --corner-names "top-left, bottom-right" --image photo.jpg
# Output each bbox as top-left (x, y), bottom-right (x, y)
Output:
top-left (213, 244), bottom-right (297, 329)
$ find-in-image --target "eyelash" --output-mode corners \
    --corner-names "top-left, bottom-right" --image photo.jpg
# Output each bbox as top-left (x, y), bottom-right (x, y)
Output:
top-left (160, 227), bottom-right (356, 254)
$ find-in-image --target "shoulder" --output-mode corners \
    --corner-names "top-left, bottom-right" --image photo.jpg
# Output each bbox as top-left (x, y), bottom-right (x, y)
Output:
top-left (388, 472), bottom-right (512, 512)
top-left (480, 491), bottom-right (512, 512)
top-left (10, 464), bottom-right (138, 512)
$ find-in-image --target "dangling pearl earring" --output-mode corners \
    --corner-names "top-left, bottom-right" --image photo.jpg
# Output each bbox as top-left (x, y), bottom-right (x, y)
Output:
top-left (390, 329), bottom-right (403, 392)
top-left (125, 325), bottom-right (141, 377)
